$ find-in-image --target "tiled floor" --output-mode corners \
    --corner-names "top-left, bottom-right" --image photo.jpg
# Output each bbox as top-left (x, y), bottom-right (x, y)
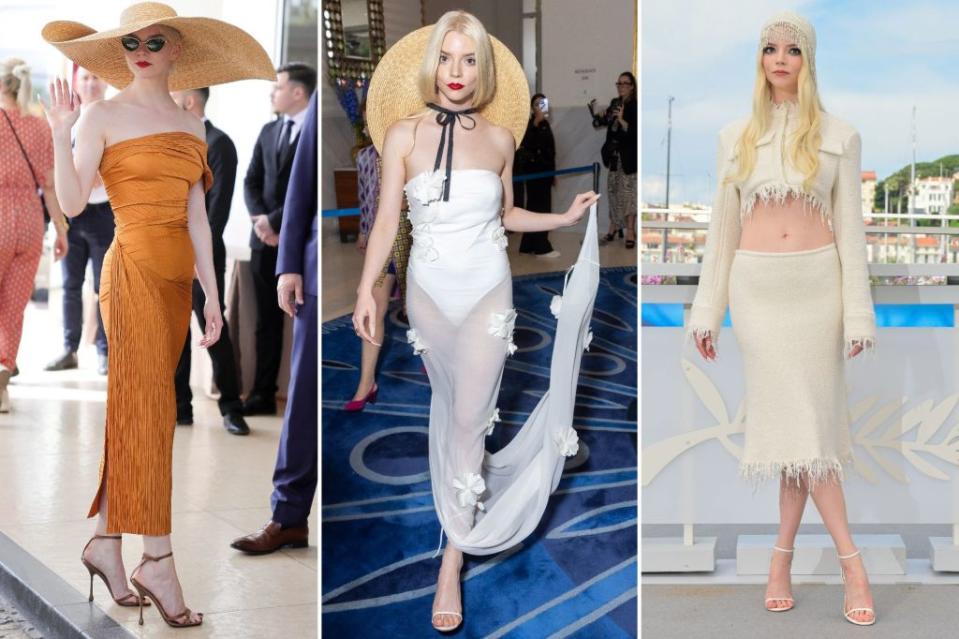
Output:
top-left (321, 217), bottom-right (637, 320)
top-left (0, 292), bottom-right (317, 638)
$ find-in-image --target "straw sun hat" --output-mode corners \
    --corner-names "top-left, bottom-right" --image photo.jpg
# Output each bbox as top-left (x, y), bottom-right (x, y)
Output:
top-left (366, 25), bottom-right (530, 153)
top-left (41, 2), bottom-right (275, 92)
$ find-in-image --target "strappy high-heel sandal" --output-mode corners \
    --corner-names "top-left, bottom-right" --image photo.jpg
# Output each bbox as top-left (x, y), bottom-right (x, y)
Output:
top-left (431, 557), bottom-right (463, 633)
top-left (80, 535), bottom-right (148, 608)
top-left (130, 552), bottom-right (203, 628)
top-left (431, 609), bottom-right (463, 633)
top-left (764, 545), bottom-right (795, 612)
top-left (838, 549), bottom-right (876, 626)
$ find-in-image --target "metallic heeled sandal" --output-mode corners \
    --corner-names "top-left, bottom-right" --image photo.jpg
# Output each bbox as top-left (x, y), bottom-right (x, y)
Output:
top-left (130, 552), bottom-right (203, 628)
top-left (80, 534), bottom-right (148, 608)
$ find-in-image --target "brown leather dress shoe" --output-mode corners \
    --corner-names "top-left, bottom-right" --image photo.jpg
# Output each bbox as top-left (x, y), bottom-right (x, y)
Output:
top-left (230, 521), bottom-right (308, 555)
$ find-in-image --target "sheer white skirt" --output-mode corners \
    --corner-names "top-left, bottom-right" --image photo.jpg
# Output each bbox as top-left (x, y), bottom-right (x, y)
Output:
top-left (405, 207), bottom-right (600, 556)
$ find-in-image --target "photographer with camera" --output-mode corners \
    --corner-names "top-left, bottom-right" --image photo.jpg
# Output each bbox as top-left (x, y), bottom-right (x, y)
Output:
top-left (589, 71), bottom-right (636, 248)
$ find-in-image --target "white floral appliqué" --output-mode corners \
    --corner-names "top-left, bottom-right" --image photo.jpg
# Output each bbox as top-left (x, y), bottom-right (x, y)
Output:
top-left (489, 309), bottom-right (518, 356)
top-left (406, 328), bottom-right (428, 355)
top-left (452, 472), bottom-right (486, 511)
top-left (405, 170), bottom-right (446, 206)
top-left (491, 226), bottom-right (508, 250)
top-left (410, 223), bottom-right (439, 262)
top-left (555, 427), bottom-right (579, 457)
top-left (488, 309), bottom-right (516, 339)
top-left (486, 408), bottom-right (501, 436)
top-left (550, 295), bottom-right (562, 319)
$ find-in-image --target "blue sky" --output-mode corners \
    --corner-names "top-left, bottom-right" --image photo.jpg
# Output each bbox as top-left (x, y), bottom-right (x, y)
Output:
top-left (643, 0), bottom-right (959, 205)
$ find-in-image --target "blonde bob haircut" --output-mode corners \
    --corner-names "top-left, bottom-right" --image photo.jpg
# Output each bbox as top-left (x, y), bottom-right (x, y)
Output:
top-left (729, 37), bottom-right (824, 191)
top-left (416, 10), bottom-right (496, 110)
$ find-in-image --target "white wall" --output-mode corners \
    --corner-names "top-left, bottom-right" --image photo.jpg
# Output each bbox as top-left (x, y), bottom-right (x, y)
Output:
top-left (541, 0), bottom-right (636, 225)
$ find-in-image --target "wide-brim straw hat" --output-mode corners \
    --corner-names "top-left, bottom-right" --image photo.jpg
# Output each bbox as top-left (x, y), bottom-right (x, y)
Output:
top-left (366, 25), bottom-right (529, 153)
top-left (42, 2), bottom-right (275, 92)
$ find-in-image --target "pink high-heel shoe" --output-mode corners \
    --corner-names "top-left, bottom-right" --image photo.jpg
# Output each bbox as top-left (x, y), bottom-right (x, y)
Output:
top-left (344, 384), bottom-right (378, 412)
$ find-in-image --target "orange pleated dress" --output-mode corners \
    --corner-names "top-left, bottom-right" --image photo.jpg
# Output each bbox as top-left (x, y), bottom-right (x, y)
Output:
top-left (87, 132), bottom-right (212, 536)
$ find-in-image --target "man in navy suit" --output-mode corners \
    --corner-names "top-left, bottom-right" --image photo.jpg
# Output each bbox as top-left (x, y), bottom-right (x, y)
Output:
top-left (242, 62), bottom-right (316, 416)
top-left (171, 87), bottom-right (249, 435)
top-left (231, 90), bottom-right (317, 553)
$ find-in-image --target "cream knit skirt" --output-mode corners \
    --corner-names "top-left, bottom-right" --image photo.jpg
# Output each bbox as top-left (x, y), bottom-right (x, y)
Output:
top-left (728, 243), bottom-right (852, 485)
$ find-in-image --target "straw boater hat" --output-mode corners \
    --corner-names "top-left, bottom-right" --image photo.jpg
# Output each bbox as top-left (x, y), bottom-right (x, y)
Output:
top-left (41, 2), bottom-right (275, 92)
top-left (366, 25), bottom-right (529, 153)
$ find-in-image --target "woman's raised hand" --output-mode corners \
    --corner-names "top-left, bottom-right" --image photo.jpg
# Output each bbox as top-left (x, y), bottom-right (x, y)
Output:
top-left (39, 77), bottom-right (80, 134)
top-left (564, 191), bottom-right (601, 227)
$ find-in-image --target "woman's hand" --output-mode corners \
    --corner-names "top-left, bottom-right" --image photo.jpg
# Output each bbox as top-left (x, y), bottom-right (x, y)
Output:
top-left (53, 225), bottom-right (68, 261)
top-left (356, 233), bottom-right (368, 252)
top-left (847, 340), bottom-right (864, 358)
top-left (563, 191), bottom-right (601, 227)
top-left (39, 77), bottom-right (81, 136)
top-left (695, 333), bottom-right (716, 361)
top-left (199, 298), bottom-right (223, 348)
top-left (612, 104), bottom-right (625, 125)
top-left (352, 289), bottom-right (380, 346)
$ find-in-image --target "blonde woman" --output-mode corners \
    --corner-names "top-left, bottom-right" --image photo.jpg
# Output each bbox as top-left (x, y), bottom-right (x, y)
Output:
top-left (689, 12), bottom-right (877, 626)
top-left (0, 58), bottom-right (69, 410)
top-left (355, 11), bottom-right (599, 633)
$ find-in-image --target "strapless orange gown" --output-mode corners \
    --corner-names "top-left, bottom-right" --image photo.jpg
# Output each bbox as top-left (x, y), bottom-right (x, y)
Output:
top-left (87, 132), bottom-right (212, 535)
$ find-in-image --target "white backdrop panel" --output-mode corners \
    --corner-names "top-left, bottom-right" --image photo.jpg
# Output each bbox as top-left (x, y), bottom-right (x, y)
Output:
top-left (643, 324), bottom-right (959, 525)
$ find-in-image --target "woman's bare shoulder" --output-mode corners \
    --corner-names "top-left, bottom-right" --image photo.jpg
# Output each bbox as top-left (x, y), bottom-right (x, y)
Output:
top-left (383, 117), bottom-right (419, 157)
top-left (484, 122), bottom-right (515, 158)
top-left (75, 100), bottom-right (112, 140)
top-left (385, 117), bottom-right (418, 140)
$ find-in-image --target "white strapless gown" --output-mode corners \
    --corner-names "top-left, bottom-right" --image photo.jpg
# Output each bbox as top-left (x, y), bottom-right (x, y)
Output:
top-left (403, 168), bottom-right (599, 556)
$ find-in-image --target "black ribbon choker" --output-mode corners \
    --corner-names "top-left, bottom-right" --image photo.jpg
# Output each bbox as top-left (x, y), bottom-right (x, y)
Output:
top-left (426, 102), bottom-right (477, 201)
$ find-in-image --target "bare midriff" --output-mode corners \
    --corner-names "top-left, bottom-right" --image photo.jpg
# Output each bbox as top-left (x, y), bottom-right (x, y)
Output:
top-left (738, 194), bottom-right (834, 252)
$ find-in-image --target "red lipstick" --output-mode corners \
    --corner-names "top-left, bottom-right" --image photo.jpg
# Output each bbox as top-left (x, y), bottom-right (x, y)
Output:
top-left (136, 61), bottom-right (152, 68)
top-left (447, 82), bottom-right (464, 90)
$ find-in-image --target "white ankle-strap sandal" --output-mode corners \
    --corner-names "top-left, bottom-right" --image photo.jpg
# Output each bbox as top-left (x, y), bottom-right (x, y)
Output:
top-left (431, 611), bottom-right (463, 633)
top-left (764, 546), bottom-right (795, 612)
top-left (838, 549), bottom-right (876, 626)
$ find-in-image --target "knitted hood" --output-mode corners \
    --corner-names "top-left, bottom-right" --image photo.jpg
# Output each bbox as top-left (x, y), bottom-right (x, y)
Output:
top-left (759, 11), bottom-right (817, 80)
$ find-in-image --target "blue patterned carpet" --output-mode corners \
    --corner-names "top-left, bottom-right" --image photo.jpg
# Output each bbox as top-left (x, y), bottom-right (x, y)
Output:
top-left (321, 267), bottom-right (637, 638)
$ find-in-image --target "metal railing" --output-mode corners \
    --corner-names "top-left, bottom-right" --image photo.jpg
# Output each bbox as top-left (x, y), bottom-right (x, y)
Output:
top-left (641, 206), bottom-right (959, 268)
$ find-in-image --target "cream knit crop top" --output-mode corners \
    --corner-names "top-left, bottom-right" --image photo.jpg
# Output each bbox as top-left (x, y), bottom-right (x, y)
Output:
top-left (689, 102), bottom-right (876, 356)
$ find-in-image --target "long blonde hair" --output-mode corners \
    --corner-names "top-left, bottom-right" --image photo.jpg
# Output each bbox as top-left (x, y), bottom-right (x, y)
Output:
top-left (416, 11), bottom-right (496, 110)
top-left (0, 58), bottom-right (32, 112)
top-left (729, 47), bottom-right (823, 190)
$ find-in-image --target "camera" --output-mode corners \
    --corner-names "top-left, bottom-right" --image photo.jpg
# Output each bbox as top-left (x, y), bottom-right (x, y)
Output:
top-left (591, 97), bottom-right (622, 128)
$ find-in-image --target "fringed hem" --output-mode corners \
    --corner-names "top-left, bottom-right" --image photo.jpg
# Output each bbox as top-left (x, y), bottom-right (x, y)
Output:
top-left (739, 457), bottom-right (848, 489)
top-left (844, 336), bottom-right (876, 360)
top-left (741, 183), bottom-right (829, 227)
